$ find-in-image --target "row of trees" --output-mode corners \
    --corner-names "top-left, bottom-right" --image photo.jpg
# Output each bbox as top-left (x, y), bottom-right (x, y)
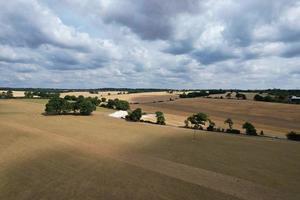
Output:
top-left (125, 108), bottom-right (166, 125)
top-left (226, 92), bottom-right (247, 100)
top-left (25, 91), bottom-right (59, 98)
top-left (184, 113), bottom-right (258, 136)
top-left (0, 90), bottom-right (13, 99)
top-left (45, 96), bottom-right (97, 115)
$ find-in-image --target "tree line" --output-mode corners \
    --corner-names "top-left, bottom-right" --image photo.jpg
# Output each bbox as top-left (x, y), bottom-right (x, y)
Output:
top-left (184, 113), bottom-right (259, 136)
top-left (0, 90), bottom-right (13, 99)
top-left (45, 96), bottom-right (101, 115)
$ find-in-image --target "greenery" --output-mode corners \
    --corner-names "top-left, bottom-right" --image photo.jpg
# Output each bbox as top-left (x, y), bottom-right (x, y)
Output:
top-left (155, 111), bottom-right (166, 125)
top-left (186, 112), bottom-right (209, 129)
top-left (236, 93), bottom-right (247, 100)
top-left (126, 108), bottom-right (142, 122)
top-left (45, 96), bottom-right (96, 115)
top-left (105, 98), bottom-right (130, 110)
top-left (0, 90), bottom-right (13, 99)
top-left (242, 122), bottom-right (257, 136)
top-left (286, 131), bottom-right (300, 141)
top-left (226, 129), bottom-right (241, 134)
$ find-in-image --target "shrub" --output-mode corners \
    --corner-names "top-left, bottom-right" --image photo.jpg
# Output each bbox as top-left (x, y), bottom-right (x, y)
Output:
top-left (126, 108), bottom-right (142, 122)
top-left (155, 111), bottom-right (166, 125)
top-left (226, 129), bottom-right (241, 134)
top-left (242, 122), bottom-right (257, 136)
top-left (286, 131), bottom-right (300, 141)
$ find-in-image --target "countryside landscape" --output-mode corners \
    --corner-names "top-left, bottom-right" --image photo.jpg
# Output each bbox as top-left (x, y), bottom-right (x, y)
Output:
top-left (1, 1), bottom-right (300, 200)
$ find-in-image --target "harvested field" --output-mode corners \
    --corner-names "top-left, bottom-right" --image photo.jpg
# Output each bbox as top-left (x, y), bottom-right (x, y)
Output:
top-left (0, 99), bottom-right (300, 200)
top-left (61, 91), bottom-right (180, 103)
top-left (132, 97), bottom-right (300, 137)
top-left (0, 90), bottom-right (25, 97)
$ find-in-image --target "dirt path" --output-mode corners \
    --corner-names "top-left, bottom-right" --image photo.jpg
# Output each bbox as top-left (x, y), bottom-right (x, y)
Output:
top-left (0, 120), bottom-right (290, 200)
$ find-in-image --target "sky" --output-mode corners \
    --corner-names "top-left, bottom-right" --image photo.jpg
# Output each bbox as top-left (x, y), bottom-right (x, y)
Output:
top-left (0, 0), bottom-right (300, 89)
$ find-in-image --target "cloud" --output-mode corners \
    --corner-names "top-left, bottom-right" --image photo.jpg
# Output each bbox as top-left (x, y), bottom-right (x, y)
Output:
top-left (0, 0), bottom-right (299, 89)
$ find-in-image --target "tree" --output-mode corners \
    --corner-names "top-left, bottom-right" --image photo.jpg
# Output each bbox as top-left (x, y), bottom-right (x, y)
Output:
top-left (115, 100), bottom-right (130, 110)
top-left (5, 90), bottom-right (13, 98)
top-left (226, 92), bottom-right (232, 99)
top-left (126, 108), bottom-right (142, 122)
top-left (107, 99), bottom-right (116, 109)
top-left (254, 94), bottom-right (264, 101)
top-left (25, 91), bottom-right (34, 98)
top-left (101, 97), bottom-right (106, 102)
top-left (187, 112), bottom-right (208, 129)
top-left (79, 99), bottom-right (96, 115)
top-left (242, 122), bottom-right (257, 136)
top-left (224, 118), bottom-right (233, 130)
top-left (45, 96), bottom-right (65, 114)
top-left (236, 93), bottom-right (246, 100)
top-left (155, 111), bottom-right (166, 125)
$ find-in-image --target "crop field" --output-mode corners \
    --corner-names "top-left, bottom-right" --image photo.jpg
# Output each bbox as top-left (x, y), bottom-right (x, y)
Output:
top-left (61, 91), bottom-right (180, 103)
top-left (0, 99), bottom-right (300, 200)
top-left (132, 97), bottom-right (300, 137)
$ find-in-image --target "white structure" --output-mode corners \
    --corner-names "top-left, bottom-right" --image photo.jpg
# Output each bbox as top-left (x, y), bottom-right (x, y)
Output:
top-left (109, 111), bottom-right (128, 118)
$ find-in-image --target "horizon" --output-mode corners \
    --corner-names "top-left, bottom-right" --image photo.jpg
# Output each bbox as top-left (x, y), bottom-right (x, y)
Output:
top-left (1, 0), bottom-right (300, 89)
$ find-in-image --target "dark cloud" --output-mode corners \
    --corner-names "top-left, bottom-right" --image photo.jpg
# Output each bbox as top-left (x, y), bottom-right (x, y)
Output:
top-left (192, 49), bottom-right (237, 65)
top-left (102, 0), bottom-right (201, 40)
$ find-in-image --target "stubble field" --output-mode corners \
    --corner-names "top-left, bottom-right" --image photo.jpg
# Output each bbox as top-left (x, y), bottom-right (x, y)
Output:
top-left (0, 99), bottom-right (300, 200)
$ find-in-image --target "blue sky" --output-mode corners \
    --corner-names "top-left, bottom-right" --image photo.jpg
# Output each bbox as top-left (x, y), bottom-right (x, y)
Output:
top-left (0, 0), bottom-right (300, 89)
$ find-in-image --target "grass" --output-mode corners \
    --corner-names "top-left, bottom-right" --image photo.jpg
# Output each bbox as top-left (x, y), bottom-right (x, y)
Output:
top-left (0, 99), bottom-right (300, 200)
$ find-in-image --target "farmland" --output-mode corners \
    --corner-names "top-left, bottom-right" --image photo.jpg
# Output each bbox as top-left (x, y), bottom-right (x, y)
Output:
top-left (132, 97), bottom-right (300, 137)
top-left (0, 99), bottom-right (300, 200)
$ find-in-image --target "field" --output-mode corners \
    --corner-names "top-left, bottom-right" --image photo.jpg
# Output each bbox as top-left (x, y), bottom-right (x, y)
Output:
top-left (132, 97), bottom-right (300, 137)
top-left (61, 91), bottom-right (180, 103)
top-left (0, 99), bottom-right (300, 200)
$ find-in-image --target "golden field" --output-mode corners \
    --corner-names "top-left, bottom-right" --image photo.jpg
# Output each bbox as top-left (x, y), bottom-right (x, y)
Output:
top-left (132, 97), bottom-right (300, 137)
top-left (0, 99), bottom-right (300, 200)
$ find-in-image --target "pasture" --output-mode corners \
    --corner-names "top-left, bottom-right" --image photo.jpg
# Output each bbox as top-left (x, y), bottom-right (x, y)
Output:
top-left (0, 99), bottom-right (300, 200)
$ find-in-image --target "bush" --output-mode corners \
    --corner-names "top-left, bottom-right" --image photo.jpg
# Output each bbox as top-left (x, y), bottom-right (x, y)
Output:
top-left (286, 131), bottom-right (300, 141)
top-left (126, 108), bottom-right (142, 122)
top-left (242, 122), bottom-right (257, 136)
top-left (226, 129), bottom-right (241, 134)
top-left (155, 111), bottom-right (166, 125)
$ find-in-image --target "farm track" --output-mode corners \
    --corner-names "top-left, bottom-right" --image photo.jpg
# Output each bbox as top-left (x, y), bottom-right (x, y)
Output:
top-left (0, 120), bottom-right (289, 200)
